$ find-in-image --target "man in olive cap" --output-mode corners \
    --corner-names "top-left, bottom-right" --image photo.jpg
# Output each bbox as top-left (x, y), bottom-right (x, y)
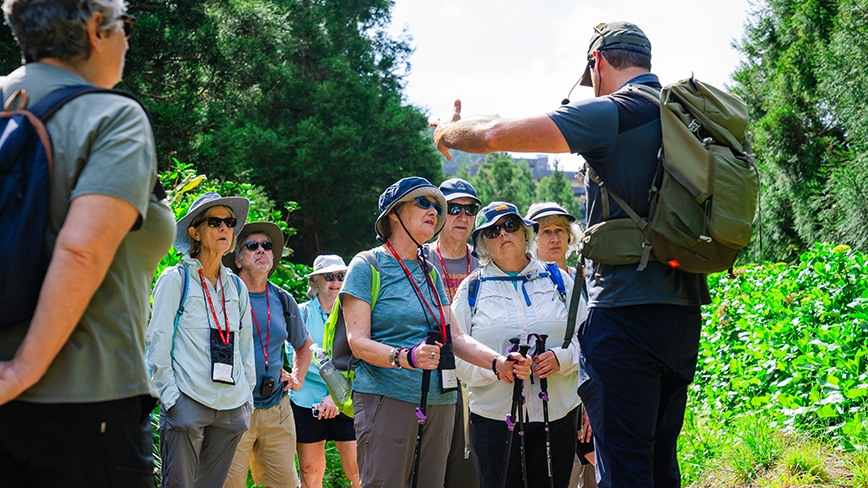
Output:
top-left (431, 21), bottom-right (710, 488)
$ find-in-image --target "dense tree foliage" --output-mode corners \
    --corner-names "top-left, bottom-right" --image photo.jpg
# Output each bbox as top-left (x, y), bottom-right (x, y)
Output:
top-left (733, 0), bottom-right (868, 263)
top-left (0, 0), bottom-right (442, 265)
top-left (536, 160), bottom-right (584, 219)
top-left (471, 153), bottom-right (536, 213)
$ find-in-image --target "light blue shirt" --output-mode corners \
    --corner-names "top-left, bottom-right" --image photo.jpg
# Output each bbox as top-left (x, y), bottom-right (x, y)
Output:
top-left (293, 296), bottom-right (332, 409)
top-left (147, 255), bottom-right (256, 411)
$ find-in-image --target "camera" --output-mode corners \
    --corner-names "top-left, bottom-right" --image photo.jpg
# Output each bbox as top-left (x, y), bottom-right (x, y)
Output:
top-left (312, 403), bottom-right (321, 417)
top-left (260, 375), bottom-right (276, 397)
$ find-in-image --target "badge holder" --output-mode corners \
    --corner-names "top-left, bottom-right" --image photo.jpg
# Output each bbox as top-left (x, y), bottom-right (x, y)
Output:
top-left (439, 325), bottom-right (458, 393)
top-left (211, 329), bottom-right (235, 385)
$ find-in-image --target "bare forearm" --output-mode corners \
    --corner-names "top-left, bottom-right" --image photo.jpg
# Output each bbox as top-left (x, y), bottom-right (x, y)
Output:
top-left (292, 336), bottom-right (314, 381)
top-left (13, 241), bottom-right (117, 385)
top-left (438, 116), bottom-right (502, 154)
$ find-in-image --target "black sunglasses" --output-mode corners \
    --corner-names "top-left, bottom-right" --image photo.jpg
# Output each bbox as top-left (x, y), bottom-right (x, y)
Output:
top-left (193, 217), bottom-right (238, 229)
top-left (120, 14), bottom-right (135, 40)
top-left (243, 241), bottom-right (273, 252)
top-left (414, 196), bottom-right (443, 217)
top-left (447, 203), bottom-right (479, 217)
top-left (322, 272), bottom-right (345, 282)
top-left (481, 219), bottom-right (522, 239)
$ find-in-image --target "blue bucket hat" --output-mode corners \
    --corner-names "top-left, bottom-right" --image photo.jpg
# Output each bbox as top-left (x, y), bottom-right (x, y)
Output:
top-left (375, 177), bottom-right (448, 243)
top-left (439, 178), bottom-right (481, 204)
top-left (174, 192), bottom-right (250, 254)
top-left (471, 201), bottom-right (539, 251)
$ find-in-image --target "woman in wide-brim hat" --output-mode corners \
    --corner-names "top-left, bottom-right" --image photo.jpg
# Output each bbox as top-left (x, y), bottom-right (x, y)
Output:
top-left (294, 255), bottom-right (362, 488)
top-left (147, 192), bottom-right (258, 487)
top-left (340, 177), bottom-right (531, 488)
top-left (452, 201), bottom-right (589, 488)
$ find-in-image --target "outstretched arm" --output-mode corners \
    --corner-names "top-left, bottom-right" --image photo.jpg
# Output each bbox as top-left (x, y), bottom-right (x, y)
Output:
top-left (431, 99), bottom-right (571, 160)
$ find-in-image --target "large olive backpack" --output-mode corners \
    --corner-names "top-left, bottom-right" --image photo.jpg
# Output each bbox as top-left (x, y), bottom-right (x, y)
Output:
top-left (580, 76), bottom-right (759, 276)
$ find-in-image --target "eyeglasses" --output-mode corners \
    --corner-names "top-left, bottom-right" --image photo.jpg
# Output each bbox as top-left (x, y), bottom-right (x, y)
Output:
top-left (481, 219), bottom-right (522, 239)
top-left (413, 196), bottom-right (443, 217)
top-left (193, 217), bottom-right (238, 228)
top-left (322, 272), bottom-right (345, 282)
top-left (447, 203), bottom-right (479, 217)
top-left (243, 241), bottom-right (273, 252)
top-left (120, 14), bottom-right (136, 40)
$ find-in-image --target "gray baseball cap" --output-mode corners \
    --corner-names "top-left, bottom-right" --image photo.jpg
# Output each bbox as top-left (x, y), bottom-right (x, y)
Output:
top-left (579, 21), bottom-right (652, 87)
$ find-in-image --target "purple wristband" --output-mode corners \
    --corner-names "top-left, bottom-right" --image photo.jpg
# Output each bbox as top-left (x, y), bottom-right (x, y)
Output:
top-left (407, 345), bottom-right (418, 369)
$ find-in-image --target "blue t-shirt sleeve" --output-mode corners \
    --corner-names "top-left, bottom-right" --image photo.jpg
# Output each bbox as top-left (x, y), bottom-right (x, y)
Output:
top-left (342, 254), bottom-right (374, 305)
top-left (283, 292), bottom-right (309, 350)
top-left (547, 97), bottom-right (619, 159)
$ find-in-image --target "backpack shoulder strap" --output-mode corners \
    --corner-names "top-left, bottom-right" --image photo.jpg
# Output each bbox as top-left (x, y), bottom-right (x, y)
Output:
top-left (617, 83), bottom-right (661, 105)
top-left (171, 264), bottom-right (189, 359)
top-left (466, 268), bottom-right (483, 311)
top-left (174, 264), bottom-right (189, 330)
top-left (563, 275), bottom-right (585, 349)
top-left (271, 281), bottom-right (293, 324)
top-left (359, 250), bottom-right (383, 308)
top-left (541, 262), bottom-right (567, 303)
top-left (25, 85), bottom-right (167, 200)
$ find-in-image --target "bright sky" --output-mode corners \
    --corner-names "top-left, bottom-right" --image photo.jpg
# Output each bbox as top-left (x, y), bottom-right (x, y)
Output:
top-left (388, 0), bottom-right (753, 170)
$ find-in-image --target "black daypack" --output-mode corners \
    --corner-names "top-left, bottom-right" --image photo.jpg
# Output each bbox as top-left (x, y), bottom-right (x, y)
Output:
top-left (0, 85), bottom-right (165, 330)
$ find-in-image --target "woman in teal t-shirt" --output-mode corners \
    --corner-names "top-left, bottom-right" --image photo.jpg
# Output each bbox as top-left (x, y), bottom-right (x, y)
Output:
top-left (295, 255), bottom-right (361, 488)
top-left (340, 177), bottom-right (531, 488)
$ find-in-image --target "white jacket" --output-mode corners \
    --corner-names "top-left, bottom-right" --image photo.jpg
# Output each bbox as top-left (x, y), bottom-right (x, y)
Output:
top-left (452, 258), bottom-right (588, 422)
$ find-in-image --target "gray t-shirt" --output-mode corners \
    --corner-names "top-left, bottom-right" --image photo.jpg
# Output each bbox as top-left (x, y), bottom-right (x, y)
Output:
top-left (250, 282), bottom-right (309, 409)
top-left (0, 63), bottom-right (176, 403)
top-left (547, 73), bottom-right (710, 308)
top-left (341, 247), bottom-right (456, 405)
top-left (422, 242), bottom-right (480, 302)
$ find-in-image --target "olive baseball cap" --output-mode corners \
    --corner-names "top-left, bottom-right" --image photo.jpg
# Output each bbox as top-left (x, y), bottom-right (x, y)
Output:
top-left (579, 21), bottom-right (652, 87)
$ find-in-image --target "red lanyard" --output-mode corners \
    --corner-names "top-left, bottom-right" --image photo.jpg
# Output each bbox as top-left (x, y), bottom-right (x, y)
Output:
top-left (250, 284), bottom-right (271, 368)
top-left (199, 270), bottom-right (230, 345)
top-left (385, 242), bottom-right (447, 338)
top-left (435, 243), bottom-right (471, 298)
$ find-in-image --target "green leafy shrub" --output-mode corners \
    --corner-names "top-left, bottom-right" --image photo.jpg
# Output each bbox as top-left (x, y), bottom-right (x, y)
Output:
top-left (155, 159), bottom-right (312, 301)
top-left (692, 243), bottom-right (868, 445)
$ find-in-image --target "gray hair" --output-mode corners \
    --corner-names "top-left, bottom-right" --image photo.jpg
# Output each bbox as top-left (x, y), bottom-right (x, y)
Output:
top-left (474, 221), bottom-right (536, 267)
top-left (525, 201), bottom-right (582, 260)
top-left (234, 231), bottom-right (271, 262)
top-left (3, 0), bottom-right (126, 63)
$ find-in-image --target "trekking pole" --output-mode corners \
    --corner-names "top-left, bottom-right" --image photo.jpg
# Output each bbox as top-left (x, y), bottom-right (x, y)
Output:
top-left (531, 333), bottom-right (554, 488)
top-left (412, 329), bottom-right (442, 488)
top-left (501, 338), bottom-right (531, 488)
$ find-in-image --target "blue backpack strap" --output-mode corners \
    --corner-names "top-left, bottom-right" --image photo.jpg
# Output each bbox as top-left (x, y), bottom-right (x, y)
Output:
top-left (171, 264), bottom-right (189, 359)
top-left (541, 262), bottom-right (567, 302)
top-left (466, 269), bottom-right (482, 310)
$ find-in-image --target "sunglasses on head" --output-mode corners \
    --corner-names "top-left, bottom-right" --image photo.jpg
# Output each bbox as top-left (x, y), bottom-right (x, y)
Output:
top-left (447, 203), bottom-right (479, 216)
top-left (193, 217), bottom-right (238, 228)
top-left (243, 241), bottom-right (273, 252)
top-left (481, 219), bottom-right (522, 239)
top-left (322, 272), bottom-right (345, 282)
top-left (120, 14), bottom-right (135, 40)
top-left (413, 196), bottom-right (443, 217)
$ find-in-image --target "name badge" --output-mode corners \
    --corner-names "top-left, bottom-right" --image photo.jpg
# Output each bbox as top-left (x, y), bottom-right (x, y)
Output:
top-left (210, 329), bottom-right (235, 385)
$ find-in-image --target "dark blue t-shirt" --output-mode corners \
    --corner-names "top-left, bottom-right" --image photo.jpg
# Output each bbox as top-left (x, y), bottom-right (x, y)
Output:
top-left (548, 73), bottom-right (710, 308)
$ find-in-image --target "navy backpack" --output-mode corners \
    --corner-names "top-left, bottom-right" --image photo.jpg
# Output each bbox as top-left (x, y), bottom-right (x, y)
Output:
top-left (0, 85), bottom-right (164, 330)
